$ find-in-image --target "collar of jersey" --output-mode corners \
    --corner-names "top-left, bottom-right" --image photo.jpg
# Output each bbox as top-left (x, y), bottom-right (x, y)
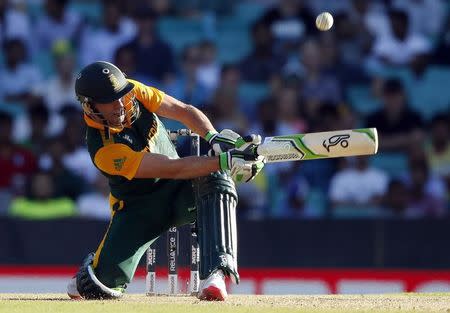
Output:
top-left (84, 114), bottom-right (126, 133)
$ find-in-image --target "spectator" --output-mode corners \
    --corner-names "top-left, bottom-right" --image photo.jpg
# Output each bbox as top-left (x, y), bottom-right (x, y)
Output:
top-left (0, 38), bottom-right (42, 105)
top-left (13, 100), bottom-right (66, 145)
top-left (79, 0), bottom-right (136, 66)
top-left (366, 78), bottom-right (424, 152)
top-left (306, 0), bottom-right (351, 16)
top-left (126, 0), bottom-right (175, 17)
top-left (218, 63), bottom-right (242, 97)
top-left (77, 173), bottom-right (110, 220)
top-left (292, 39), bottom-right (342, 106)
top-left (9, 171), bottom-right (76, 219)
top-left (370, 9), bottom-right (431, 67)
top-left (248, 97), bottom-right (277, 139)
top-left (382, 179), bottom-right (410, 217)
top-left (348, 0), bottom-right (390, 39)
top-left (196, 40), bottom-right (220, 91)
top-left (20, 103), bottom-right (50, 155)
top-left (120, 8), bottom-right (175, 84)
top-left (34, 0), bottom-right (83, 51)
top-left (299, 104), bottom-right (340, 193)
top-left (285, 171), bottom-right (312, 218)
top-left (279, 165), bottom-right (314, 218)
top-left (329, 156), bottom-right (388, 208)
top-left (425, 113), bottom-right (450, 194)
top-left (113, 44), bottom-right (152, 85)
top-left (32, 40), bottom-right (79, 114)
top-left (60, 111), bottom-right (98, 185)
top-left (0, 112), bottom-right (37, 196)
top-left (274, 85), bottom-right (305, 135)
top-left (261, 0), bottom-right (316, 45)
top-left (235, 172), bottom-right (268, 220)
top-left (392, 0), bottom-right (446, 38)
top-left (432, 14), bottom-right (450, 65)
top-left (208, 86), bottom-right (248, 134)
top-left (249, 75), bottom-right (300, 135)
top-left (319, 31), bottom-right (369, 88)
top-left (164, 44), bottom-right (212, 106)
top-left (404, 147), bottom-right (447, 208)
top-left (331, 12), bottom-right (373, 69)
top-left (239, 20), bottom-right (285, 83)
top-left (0, 0), bottom-right (32, 48)
top-left (39, 136), bottom-right (87, 200)
top-left (402, 159), bottom-right (446, 218)
top-left (165, 0), bottom-right (238, 16)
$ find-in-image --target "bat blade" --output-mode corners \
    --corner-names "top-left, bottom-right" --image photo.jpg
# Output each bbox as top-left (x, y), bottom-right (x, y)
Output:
top-left (257, 128), bottom-right (378, 163)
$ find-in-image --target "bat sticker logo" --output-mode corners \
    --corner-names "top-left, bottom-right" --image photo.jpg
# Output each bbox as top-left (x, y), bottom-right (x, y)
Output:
top-left (323, 134), bottom-right (350, 152)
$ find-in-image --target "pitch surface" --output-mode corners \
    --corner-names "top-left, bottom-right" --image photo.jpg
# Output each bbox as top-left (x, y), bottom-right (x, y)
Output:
top-left (1, 293), bottom-right (450, 313)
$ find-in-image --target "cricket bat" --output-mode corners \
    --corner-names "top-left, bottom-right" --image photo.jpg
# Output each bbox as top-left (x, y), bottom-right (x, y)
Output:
top-left (256, 128), bottom-right (378, 163)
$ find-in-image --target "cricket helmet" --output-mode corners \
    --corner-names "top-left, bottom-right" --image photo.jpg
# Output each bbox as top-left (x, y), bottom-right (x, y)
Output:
top-left (75, 61), bottom-right (140, 129)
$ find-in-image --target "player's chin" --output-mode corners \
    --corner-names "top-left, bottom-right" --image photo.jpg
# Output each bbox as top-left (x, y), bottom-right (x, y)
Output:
top-left (108, 117), bottom-right (124, 127)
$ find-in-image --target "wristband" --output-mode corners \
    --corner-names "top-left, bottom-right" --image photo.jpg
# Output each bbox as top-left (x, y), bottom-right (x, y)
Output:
top-left (219, 152), bottom-right (230, 171)
top-left (205, 130), bottom-right (218, 143)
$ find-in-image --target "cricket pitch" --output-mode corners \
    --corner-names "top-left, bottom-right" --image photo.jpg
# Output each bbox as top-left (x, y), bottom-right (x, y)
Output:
top-left (1, 293), bottom-right (450, 313)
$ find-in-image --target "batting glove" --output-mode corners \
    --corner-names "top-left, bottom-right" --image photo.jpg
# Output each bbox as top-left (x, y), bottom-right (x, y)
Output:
top-left (218, 135), bottom-right (265, 183)
top-left (206, 129), bottom-right (241, 156)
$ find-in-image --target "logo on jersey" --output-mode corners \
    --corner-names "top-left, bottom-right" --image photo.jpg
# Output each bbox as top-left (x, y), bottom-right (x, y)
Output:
top-left (122, 134), bottom-right (133, 144)
top-left (113, 157), bottom-right (127, 171)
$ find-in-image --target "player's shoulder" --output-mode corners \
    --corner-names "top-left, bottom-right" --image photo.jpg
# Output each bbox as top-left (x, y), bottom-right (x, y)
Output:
top-left (86, 126), bottom-right (114, 156)
top-left (127, 78), bottom-right (165, 113)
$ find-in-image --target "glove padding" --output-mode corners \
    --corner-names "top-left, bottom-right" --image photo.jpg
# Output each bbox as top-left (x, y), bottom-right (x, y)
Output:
top-left (218, 134), bottom-right (265, 183)
top-left (206, 129), bottom-right (241, 156)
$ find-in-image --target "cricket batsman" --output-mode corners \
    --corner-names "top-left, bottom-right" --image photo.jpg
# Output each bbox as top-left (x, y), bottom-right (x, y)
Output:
top-left (66, 61), bottom-right (264, 301)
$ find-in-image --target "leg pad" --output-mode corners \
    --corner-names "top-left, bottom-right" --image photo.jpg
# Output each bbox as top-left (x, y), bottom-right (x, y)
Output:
top-left (194, 172), bottom-right (239, 283)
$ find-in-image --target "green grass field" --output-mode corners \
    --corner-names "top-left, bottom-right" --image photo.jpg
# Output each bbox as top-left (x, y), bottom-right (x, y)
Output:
top-left (1, 293), bottom-right (450, 313)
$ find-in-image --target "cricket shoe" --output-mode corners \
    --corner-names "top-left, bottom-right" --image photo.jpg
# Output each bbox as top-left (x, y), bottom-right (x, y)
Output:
top-left (198, 269), bottom-right (227, 301)
top-left (67, 276), bottom-right (82, 300)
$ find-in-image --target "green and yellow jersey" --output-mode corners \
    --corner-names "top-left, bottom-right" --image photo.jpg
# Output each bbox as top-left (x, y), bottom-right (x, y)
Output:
top-left (85, 79), bottom-right (178, 201)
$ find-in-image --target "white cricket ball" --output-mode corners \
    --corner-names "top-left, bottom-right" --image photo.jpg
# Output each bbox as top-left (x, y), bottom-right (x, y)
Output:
top-left (316, 12), bottom-right (333, 31)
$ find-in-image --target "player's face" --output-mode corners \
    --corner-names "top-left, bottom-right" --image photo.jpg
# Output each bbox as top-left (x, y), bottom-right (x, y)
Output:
top-left (95, 98), bottom-right (126, 127)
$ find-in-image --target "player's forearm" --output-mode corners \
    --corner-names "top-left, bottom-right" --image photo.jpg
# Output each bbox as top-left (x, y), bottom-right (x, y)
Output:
top-left (177, 104), bottom-right (216, 139)
top-left (134, 153), bottom-right (220, 179)
top-left (157, 95), bottom-right (216, 139)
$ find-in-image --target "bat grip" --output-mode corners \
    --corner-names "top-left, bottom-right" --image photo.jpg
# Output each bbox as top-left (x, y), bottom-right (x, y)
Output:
top-left (252, 146), bottom-right (260, 159)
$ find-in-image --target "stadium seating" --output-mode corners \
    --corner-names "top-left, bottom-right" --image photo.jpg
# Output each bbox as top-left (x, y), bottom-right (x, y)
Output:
top-left (69, 0), bottom-right (103, 25)
top-left (233, 2), bottom-right (267, 25)
top-left (0, 102), bottom-right (26, 116)
top-left (238, 82), bottom-right (269, 116)
top-left (304, 188), bottom-right (327, 217)
top-left (371, 66), bottom-right (450, 120)
top-left (406, 66), bottom-right (450, 120)
top-left (216, 29), bottom-right (251, 63)
top-left (369, 153), bottom-right (409, 178)
top-left (332, 205), bottom-right (386, 218)
top-left (157, 18), bottom-right (205, 53)
top-left (32, 51), bottom-right (54, 79)
top-left (346, 84), bottom-right (381, 115)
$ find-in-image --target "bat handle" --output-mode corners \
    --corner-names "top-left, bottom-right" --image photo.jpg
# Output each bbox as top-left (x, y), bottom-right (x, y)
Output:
top-left (252, 146), bottom-right (261, 159)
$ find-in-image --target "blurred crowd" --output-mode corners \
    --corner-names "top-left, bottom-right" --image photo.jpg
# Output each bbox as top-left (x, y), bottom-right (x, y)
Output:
top-left (0, 0), bottom-right (449, 221)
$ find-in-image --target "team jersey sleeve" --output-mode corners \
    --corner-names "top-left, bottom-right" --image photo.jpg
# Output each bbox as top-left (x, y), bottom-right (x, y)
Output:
top-left (94, 143), bottom-right (145, 180)
top-left (128, 79), bottom-right (165, 112)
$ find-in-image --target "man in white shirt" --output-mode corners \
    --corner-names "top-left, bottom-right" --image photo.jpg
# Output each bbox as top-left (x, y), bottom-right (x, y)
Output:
top-left (79, 0), bottom-right (136, 66)
top-left (0, 38), bottom-right (42, 104)
top-left (329, 156), bottom-right (388, 207)
top-left (34, 0), bottom-right (83, 51)
top-left (0, 0), bottom-right (31, 48)
top-left (371, 8), bottom-right (431, 66)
